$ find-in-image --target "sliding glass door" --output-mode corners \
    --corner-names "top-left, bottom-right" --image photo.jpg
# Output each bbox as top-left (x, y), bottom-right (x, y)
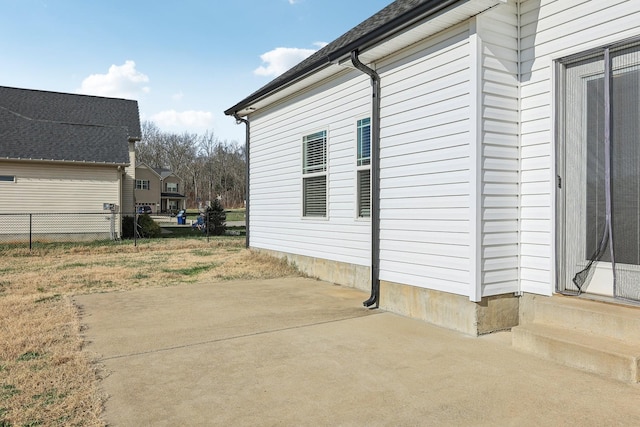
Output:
top-left (558, 41), bottom-right (640, 302)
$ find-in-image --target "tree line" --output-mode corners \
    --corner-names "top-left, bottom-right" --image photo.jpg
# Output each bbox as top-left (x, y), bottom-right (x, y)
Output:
top-left (136, 121), bottom-right (246, 209)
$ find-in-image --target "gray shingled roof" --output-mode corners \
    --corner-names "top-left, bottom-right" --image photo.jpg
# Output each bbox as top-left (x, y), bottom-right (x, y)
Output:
top-left (224, 0), bottom-right (457, 116)
top-left (152, 167), bottom-right (176, 180)
top-left (0, 86), bottom-right (141, 164)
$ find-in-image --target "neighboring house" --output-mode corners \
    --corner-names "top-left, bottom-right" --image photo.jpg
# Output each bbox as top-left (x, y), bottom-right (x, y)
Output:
top-left (134, 162), bottom-right (185, 213)
top-left (0, 86), bottom-right (140, 238)
top-left (226, 0), bottom-right (640, 381)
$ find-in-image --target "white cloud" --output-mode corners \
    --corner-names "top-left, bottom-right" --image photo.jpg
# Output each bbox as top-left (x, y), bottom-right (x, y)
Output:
top-left (253, 47), bottom-right (318, 77)
top-left (172, 91), bottom-right (184, 101)
top-left (78, 60), bottom-right (150, 99)
top-left (149, 110), bottom-right (214, 131)
top-left (313, 41), bottom-right (328, 49)
top-left (288, 0), bottom-right (300, 4)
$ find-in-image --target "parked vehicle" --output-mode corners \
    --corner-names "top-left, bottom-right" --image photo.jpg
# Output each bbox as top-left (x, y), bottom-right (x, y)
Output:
top-left (137, 206), bottom-right (152, 214)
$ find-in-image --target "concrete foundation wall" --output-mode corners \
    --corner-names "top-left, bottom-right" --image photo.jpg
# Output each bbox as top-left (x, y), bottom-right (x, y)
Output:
top-left (257, 248), bottom-right (371, 292)
top-left (257, 248), bottom-right (519, 336)
top-left (381, 280), bottom-right (519, 336)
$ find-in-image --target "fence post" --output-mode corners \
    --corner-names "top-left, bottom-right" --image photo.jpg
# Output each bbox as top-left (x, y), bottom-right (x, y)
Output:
top-left (29, 213), bottom-right (32, 252)
top-left (134, 212), bottom-right (137, 247)
top-left (206, 211), bottom-right (210, 243)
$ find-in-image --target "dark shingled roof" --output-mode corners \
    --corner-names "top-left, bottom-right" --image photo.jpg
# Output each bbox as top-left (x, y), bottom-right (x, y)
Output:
top-left (152, 167), bottom-right (176, 180)
top-left (224, 0), bottom-right (457, 116)
top-left (0, 86), bottom-right (141, 164)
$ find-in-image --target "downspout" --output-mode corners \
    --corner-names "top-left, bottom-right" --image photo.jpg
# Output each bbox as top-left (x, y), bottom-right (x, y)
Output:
top-left (351, 50), bottom-right (380, 309)
top-left (233, 113), bottom-right (250, 249)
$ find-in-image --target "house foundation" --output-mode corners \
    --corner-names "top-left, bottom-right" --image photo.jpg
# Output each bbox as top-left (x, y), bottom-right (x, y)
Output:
top-left (257, 248), bottom-right (519, 336)
top-left (381, 281), bottom-right (519, 336)
top-left (257, 248), bottom-right (371, 292)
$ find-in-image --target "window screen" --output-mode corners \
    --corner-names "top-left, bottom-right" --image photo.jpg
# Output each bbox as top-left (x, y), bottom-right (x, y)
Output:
top-left (357, 118), bottom-right (371, 218)
top-left (357, 118), bottom-right (371, 167)
top-left (302, 130), bottom-right (327, 217)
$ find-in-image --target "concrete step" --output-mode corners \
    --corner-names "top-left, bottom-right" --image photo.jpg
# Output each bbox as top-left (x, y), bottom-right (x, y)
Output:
top-left (532, 295), bottom-right (640, 342)
top-left (512, 323), bottom-right (640, 382)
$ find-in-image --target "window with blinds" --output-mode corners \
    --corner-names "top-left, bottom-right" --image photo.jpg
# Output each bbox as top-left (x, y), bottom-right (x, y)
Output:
top-left (302, 130), bottom-right (327, 217)
top-left (357, 117), bottom-right (371, 166)
top-left (357, 118), bottom-right (371, 218)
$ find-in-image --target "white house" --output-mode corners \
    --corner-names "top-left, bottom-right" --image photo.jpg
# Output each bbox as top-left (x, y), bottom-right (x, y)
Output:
top-left (226, 0), bottom-right (640, 381)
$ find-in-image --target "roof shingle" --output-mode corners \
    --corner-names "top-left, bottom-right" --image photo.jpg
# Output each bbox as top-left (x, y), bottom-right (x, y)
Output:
top-left (224, 0), bottom-right (455, 115)
top-left (0, 86), bottom-right (141, 164)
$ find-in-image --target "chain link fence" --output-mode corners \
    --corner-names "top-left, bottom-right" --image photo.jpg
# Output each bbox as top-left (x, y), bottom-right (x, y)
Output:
top-left (0, 211), bottom-right (177, 249)
top-left (0, 212), bottom-right (217, 250)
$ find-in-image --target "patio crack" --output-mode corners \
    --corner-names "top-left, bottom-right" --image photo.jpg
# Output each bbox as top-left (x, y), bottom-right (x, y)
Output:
top-left (101, 311), bottom-right (382, 361)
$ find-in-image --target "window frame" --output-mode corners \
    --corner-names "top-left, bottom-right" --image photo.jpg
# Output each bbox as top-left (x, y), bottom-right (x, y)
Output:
top-left (301, 129), bottom-right (328, 218)
top-left (0, 175), bottom-right (16, 183)
top-left (135, 179), bottom-right (150, 190)
top-left (555, 37), bottom-right (640, 300)
top-left (356, 117), bottom-right (371, 219)
top-left (166, 182), bottom-right (178, 193)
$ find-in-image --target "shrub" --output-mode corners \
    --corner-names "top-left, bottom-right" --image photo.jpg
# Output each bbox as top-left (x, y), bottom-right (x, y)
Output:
top-left (121, 215), bottom-right (135, 239)
top-left (121, 214), bottom-right (161, 239)
top-left (205, 199), bottom-right (226, 236)
top-left (137, 214), bottom-right (162, 238)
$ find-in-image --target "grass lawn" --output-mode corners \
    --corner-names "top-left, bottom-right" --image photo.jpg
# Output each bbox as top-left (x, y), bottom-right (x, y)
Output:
top-left (225, 209), bottom-right (245, 222)
top-left (0, 236), bottom-right (299, 426)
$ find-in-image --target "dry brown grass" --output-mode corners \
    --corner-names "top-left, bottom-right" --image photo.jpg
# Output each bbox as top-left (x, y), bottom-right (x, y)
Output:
top-left (0, 237), bottom-right (301, 426)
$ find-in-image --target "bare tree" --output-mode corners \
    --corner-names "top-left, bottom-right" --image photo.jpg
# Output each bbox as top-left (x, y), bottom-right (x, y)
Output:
top-left (135, 122), bottom-right (246, 208)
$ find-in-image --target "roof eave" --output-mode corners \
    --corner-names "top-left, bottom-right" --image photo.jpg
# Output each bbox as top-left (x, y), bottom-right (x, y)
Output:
top-left (223, 60), bottom-right (332, 117)
top-left (224, 0), bottom-right (466, 117)
top-left (326, 0), bottom-right (463, 63)
top-left (0, 157), bottom-right (130, 167)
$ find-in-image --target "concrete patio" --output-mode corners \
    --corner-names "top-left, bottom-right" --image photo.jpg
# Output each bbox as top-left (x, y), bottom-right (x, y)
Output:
top-left (74, 277), bottom-right (640, 426)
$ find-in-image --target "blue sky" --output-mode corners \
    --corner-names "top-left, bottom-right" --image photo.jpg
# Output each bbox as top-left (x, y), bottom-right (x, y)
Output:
top-left (0, 0), bottom-right (392, 143)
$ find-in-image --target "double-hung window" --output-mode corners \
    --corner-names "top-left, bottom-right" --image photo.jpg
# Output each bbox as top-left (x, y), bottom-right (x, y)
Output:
top-left (356, 118), bottom-right (371, 218)
top-left (302, 130), bottom-right (327, 217)
top-left (166, 182), bottom-right (178, 192)
top-left (136, 179), bottom-right (150, 190)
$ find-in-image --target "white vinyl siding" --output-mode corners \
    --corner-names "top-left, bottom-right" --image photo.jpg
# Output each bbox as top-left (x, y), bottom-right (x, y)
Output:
top-left (377, 26), bottom-right (473, 297)
top-left (519, 0), bottom-right (640, 296)
top-left (248, 69), bottom-right (372, 266)
top-left (243, 0), bottom-right (640, 301)
top-left (477, 3), bottom-right (519, 297)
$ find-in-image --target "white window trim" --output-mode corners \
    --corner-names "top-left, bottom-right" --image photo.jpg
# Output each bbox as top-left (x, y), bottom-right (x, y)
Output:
top-left (355, 117), bottom-right (371, 220)
top-left (136, 179), bottom-right (150, 190)
top-left (301, 128), bottom-right (329, 219)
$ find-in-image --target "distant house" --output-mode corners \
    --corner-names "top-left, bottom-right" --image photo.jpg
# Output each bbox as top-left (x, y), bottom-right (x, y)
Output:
top-left (227, 0), bottom-right (640, 381)
top-left (134, 162), bottom-right (185, 213)
top-left (0, 85), bottom-right (140, 238)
